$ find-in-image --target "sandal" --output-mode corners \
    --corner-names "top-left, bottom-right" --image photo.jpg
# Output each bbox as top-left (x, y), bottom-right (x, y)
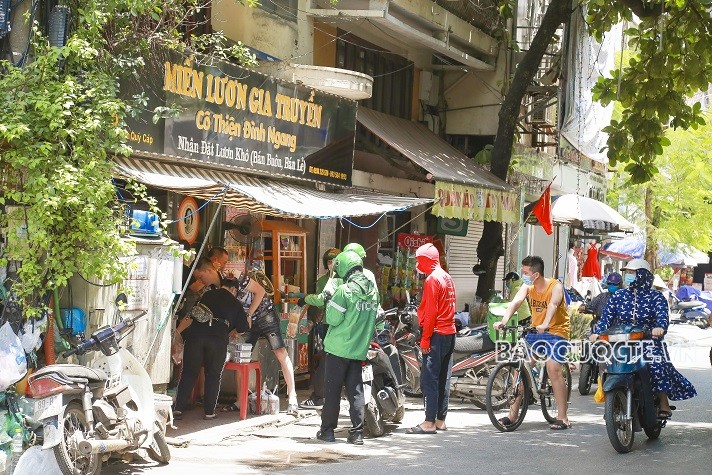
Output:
top-left (405, 425), bottom-right (437, 434)
top-left (222, 403), bottom-right (239, 412)
top-left (286, 403), bottom-right (299, 417)
top-left (498, 417), bottom-right (513, 426)
top-left (550, 419), bottom-right (572, 430)
top-left (657, 410), bottom-right (672, 419)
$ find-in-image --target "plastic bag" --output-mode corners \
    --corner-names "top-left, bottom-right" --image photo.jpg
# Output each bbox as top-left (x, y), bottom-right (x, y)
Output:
top-left (594, 376), bottom-right (605, 403)
top-left (0, 322), bottom-right (28, 391)
top-left (171, 331), bottom-right (184, 365)
top-left (249, 384), bottom-right (279, 415)
top-left (20, 315), bottom-right (46, 353)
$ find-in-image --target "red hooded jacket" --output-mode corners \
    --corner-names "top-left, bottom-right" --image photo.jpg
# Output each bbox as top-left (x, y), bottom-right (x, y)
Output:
top-left (415, 244), bottom-right (456, 350)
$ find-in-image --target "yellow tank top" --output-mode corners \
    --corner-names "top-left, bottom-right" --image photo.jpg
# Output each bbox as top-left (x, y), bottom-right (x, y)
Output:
top-left (527, 278), bottom-right (569, 339)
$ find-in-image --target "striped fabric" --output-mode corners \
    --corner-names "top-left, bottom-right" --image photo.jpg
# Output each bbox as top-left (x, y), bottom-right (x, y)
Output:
top-left (114, 156), bottom-right (433, 219)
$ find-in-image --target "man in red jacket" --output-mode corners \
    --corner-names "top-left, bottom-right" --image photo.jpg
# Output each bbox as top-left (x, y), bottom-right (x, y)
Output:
top-left (406, 243), bottom-right (456, 434)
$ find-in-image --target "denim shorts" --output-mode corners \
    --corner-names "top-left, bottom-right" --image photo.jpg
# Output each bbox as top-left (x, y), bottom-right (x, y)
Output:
top-left (525, 332), bottom-right (570, 364)
top-left (244, 309), bottom-right (285, 350)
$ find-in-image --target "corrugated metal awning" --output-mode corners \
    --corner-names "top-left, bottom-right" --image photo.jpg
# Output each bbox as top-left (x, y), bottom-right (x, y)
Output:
top-left (114, 157), bottom-right (433, 219)
top-left (357, 107), bottom-right (514, 192)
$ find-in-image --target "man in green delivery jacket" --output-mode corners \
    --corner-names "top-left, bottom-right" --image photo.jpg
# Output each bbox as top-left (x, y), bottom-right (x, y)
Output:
top-left (317, 250), bottom-right (379, 445)
top-left (299, 248), bottom-right (342, 409)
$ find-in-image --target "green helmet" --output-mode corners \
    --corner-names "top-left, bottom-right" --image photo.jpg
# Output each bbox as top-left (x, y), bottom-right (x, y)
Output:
top-left (333, 250), bottom-right (363, 279)
top-left (343, 243), bottom-right (366, 259)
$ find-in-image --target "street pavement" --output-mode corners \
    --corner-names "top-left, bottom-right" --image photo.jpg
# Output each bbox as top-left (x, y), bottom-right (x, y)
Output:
top-left (105, 324), bottom-right (712, 474)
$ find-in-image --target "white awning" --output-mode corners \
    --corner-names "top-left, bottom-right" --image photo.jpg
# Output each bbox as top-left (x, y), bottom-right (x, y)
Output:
top-left (114, 157), bottom-right (433, 219)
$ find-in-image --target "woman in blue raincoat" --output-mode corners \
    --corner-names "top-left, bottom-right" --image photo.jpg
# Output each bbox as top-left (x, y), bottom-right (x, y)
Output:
top-left (591, 259), bottom-right (696, 418)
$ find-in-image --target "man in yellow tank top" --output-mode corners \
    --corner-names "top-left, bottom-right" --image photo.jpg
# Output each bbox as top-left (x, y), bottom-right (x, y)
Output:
top-left (495, 256), bottom-right (571, 430)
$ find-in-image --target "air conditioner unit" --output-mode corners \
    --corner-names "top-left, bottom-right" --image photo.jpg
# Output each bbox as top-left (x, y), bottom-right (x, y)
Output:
top-left (529, 104), bottom-right (554, 125)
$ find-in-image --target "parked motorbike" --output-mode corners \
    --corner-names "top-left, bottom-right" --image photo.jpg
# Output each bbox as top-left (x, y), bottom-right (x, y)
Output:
top-left (390, 305), bottom-right (502, 410)
top-left (362, 313), bottom-right (405, 437)
top-left (599, 324), bottom-right (667, 453)
top-left (669, 295), bottom-right (710, 328)
top-left (578, 316), bottom-right (600, 395)
top-left (24, 294), bottom-right (170, 474)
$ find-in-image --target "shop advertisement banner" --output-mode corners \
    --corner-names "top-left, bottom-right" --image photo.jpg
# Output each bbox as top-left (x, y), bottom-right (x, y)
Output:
top-left (397, 233), bottom-right (433, 250)
top-left (432, 181), bottom-right (518, 224)
top-left (122, 51), bottom-right (357, 186)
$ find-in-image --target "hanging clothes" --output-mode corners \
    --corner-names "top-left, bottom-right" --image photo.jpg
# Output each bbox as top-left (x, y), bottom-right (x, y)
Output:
top-left (581, 242), bottom-right (601, 279)
top-left (566, 249), bottom-right (578, 289)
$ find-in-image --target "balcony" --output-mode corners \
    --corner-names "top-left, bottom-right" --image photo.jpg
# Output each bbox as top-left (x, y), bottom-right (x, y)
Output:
top-left (307, 0), bottom-right (500, 70)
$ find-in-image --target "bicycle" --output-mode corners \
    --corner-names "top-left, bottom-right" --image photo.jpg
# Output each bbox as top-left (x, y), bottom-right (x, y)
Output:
top-left (485, 326), bottom-right (572, 432)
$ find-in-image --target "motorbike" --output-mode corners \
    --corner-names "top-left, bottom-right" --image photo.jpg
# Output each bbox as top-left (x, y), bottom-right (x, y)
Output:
top-left (389, 305), bottom-right (502, 410)
top-left (599, 324), bottom-right (667, 453)
top-left (24, 294), bottom-right (170, 474)
top-left (362, 312), bottom-right (406, 437)
top-left (669, 295), bottom-right (710, 328)
top-left (578, 316), bottom-right (600, 395)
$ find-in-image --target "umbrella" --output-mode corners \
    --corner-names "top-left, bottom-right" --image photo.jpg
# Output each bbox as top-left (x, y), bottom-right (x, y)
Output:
top-left (602, 236), bottom-right (710, 267)
top-left (524, 194), bottom-right (635, 233)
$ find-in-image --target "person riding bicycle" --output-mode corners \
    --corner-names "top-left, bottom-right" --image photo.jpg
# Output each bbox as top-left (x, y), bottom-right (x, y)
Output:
top-left (589, 258), bottom-right (696, 419)
top-left (494, 255), bottom-right (571, 430)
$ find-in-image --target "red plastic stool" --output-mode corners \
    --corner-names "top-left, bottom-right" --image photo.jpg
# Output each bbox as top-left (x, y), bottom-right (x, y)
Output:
top-left (223, 361), bottom-right (261, 420)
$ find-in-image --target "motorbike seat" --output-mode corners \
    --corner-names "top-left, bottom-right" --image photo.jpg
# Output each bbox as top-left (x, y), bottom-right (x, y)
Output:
top-left (33, 364), bottom-right (107, 383)
top-left (454, 329), bottom-right (495, 354)
top-left (677, 300), bottom-right (705, 310)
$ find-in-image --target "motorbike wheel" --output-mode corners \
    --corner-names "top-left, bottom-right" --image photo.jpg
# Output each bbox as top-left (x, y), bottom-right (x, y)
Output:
top-left (471, 363), bottom-right (498, 410)
top-left (605, 389), bottom-right (635, 453)
top-left (644, 423), bottom-right (662, 440)
top-left (486, 362), bottom-right (529, 432)
top-left (146, 422), bottom-right (171, 464)
top-left (400, 357), bottom-right (422, 397)
top-left (54, 402), bottom-right (102, 475)
top-left (578, 363), bottom-right (594, 395)
top-left (364, 400), bottom-right (385, 437)
top-left (540, 363), bottom-right (572, 424)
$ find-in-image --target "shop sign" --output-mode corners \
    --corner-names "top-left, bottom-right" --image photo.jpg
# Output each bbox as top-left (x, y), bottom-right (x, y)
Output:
top-left (432, 181), bottom-right (518, 224)
top-left (121, 51), bottom-right (356, 186)
top-left (397, 233), bottom-right (433, 250)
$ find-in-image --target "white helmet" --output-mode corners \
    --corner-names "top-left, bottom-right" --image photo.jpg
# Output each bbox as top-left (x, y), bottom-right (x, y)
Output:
top-left (622, 258), bottom-right (651, 272)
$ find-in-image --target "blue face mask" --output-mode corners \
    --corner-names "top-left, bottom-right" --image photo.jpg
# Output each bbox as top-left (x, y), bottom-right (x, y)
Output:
top-left (623, 273), bottom-right (636, 286)
top-left (521, 275), bottom-right (533, 286)
top-left (607, 285), bottom-right (619, 294)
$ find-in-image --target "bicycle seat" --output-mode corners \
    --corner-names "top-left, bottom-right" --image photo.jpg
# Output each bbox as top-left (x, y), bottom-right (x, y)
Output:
top-left (454, 330), bottom-right (495, 353)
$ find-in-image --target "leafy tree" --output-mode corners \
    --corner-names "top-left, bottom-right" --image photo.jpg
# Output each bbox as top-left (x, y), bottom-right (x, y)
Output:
top-left (0, 0), bottom-right (255, 316)
top-left (476, 0), bottom-right (712, 299)
top-left (608, 114), bottom-right (712, 267)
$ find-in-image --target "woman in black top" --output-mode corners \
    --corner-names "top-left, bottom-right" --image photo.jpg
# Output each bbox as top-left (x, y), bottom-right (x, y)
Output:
top-left (174, 279), bottom-right (248, 419)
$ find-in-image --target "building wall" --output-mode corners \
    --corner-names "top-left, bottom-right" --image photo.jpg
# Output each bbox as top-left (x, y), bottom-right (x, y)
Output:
top-left (443, 48), bottom-right (508, 136)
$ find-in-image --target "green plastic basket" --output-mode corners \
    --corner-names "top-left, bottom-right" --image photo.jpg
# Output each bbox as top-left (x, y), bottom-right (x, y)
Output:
top-left (487, 302), bottom-right (518, 343)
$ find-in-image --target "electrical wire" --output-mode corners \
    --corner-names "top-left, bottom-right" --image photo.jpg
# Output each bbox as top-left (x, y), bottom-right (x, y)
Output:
top-left (340, 212), bottom-right (387, 229)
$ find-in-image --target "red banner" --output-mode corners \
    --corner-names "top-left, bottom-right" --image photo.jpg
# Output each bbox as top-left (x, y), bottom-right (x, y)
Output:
top-left (397, 233), bottom-right (433, 250)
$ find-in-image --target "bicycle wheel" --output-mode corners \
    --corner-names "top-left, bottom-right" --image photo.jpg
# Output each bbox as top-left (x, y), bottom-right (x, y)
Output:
top-left (540, 363), bottom-right (572, 424)
top-left (486, 362), bottom-right (529, 432)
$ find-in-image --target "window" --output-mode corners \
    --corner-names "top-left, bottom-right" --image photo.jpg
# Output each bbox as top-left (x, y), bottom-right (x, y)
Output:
top-left (258, 0), bottom-right (298, 23)
top-left (336, 31), bottom-right (413, 119)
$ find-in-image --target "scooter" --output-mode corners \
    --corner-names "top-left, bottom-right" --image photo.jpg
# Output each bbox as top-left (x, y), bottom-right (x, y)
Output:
top-left (578, 316), bottom-right (600, 395)
top-left (24, 294), bottom-right (170, 474)
top-left (669, 295), bottom-right (710, 328)
top-left (390, 306), bottom-right (502, 410)
top-left (362, 313), bottom-right (405, 437)
top-left (599, 324), bottom-right (667, 453)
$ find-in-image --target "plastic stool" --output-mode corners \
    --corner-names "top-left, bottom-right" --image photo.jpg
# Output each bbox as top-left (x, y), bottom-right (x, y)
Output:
top-left (223, 361), bottom-right (261, 420)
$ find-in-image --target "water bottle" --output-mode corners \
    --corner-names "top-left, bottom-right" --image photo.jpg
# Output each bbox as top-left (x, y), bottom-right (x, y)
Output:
top-left (6, 428), bottom-right (23, 475)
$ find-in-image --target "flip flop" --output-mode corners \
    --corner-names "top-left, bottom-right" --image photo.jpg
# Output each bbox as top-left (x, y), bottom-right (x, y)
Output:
top-left (436, 426), bottom-right (448, 431)
top-left (221, 403), bottom-right (239, 412)
top-left (405, 425), bottom-right (437, 434)
top-left (657, 410), bottom-right (672, 419)
top-left (550, 419), bottom-right (572, 430)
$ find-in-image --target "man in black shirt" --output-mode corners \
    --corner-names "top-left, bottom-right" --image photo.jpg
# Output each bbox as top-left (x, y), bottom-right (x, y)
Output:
top-left (174, 277), bottom-right (248, 419)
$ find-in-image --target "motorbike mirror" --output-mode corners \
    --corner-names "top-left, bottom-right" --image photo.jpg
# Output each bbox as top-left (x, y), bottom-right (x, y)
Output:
top-left (115, 293), bottom-right (128, 306)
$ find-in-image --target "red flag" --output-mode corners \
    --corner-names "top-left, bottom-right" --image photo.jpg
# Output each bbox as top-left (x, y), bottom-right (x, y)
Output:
top-left (532, 183), bottom-right (553, 235)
